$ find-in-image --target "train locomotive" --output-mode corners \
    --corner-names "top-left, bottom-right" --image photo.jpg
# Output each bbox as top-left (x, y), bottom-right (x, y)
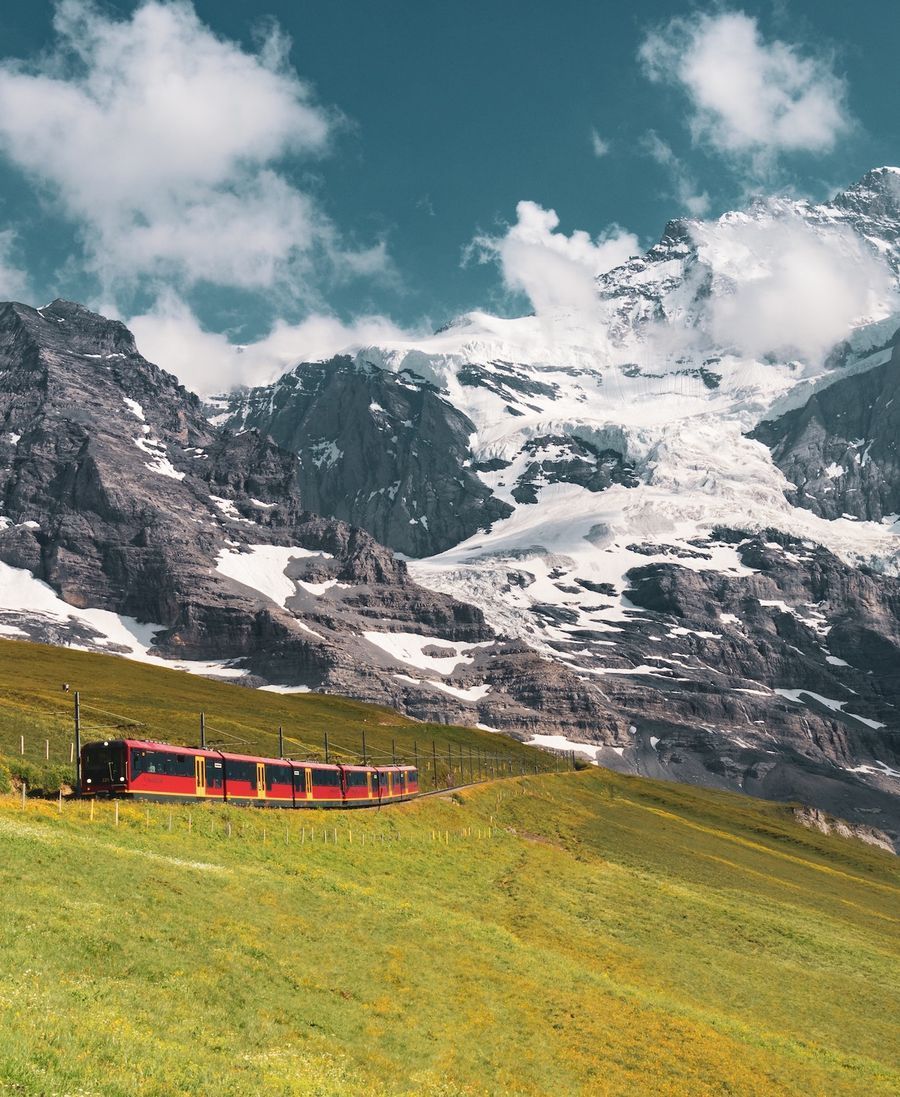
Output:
top-left (80, 738), bottom-right (419, 808)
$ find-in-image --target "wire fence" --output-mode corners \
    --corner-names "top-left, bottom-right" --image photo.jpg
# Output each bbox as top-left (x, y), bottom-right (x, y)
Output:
top-left (10, 777), bottom-right (550, 851)
top-left (1, 691), bottom-right (575, 797)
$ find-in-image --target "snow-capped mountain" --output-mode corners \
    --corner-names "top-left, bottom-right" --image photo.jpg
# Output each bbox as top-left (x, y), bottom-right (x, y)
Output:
top-left (221, 168), bottom-right (900, 844)
top-left (0, 298), bottom-right (626, 740)
top-left (2, 170), bottom-right (900, 843)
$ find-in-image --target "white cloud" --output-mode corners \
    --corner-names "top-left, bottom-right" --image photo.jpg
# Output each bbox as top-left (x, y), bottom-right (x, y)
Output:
top-left (642, 132), bottom-right (710, 216)
top-left (590, 130), bottom-right (610, 158)
top-left (128, 292), bottom-right (413, 396)
top-left (473, 200), bottom-right (638, 317)
top-left (0, 0), bottom-right (383, 297)
top-left (640, 11), bottom-right (849, 167)
top-left (0, 230), bottom-right (29, 300)
top-left (695, 213), bottom-right (895, 362)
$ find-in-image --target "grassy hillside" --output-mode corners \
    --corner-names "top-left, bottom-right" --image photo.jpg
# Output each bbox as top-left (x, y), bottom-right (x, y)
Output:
top-left (0, 766), bottom-right (897, 1095)
top-left (0, 638), bottom-right (558, 790)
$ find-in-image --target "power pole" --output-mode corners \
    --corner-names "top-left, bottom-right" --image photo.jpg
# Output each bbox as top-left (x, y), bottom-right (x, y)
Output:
top-left (361, 730), bottom-right (367, 766)
top-left (74, 691), bottom-right (81, 796)
top-left (324, 732), bottom-right (329, 764)
top-left (200, 712), bottom-right (206, 749)
top-left (278, 725), bottom-right (284, 758)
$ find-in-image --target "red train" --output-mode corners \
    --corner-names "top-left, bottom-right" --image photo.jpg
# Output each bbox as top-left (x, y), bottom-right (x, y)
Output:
top-left (80, 739), bottom-right (419, 808)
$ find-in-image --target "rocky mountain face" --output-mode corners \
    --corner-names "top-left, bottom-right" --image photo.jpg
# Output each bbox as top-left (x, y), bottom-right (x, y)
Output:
top-left (214, 167), bottom-right (900, 846)
top-left (3, 168), bottom-right (900, 847)
top-left (0, 299), bottom-right (630, 735)
top-left (218, 355), bottom-right (512, 557)
top-left (751, 331), bottom-right (900, 523)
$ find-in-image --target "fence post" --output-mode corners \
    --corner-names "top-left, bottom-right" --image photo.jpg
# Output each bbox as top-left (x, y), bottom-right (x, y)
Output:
top-left (20, 780), bottom-right (26, 809)
top-left (45, 739), bottom-right (49, 760)
top-left (114, 801), bottom-right (119, 827)
top-left (20, 734), bottom-right (24, 755)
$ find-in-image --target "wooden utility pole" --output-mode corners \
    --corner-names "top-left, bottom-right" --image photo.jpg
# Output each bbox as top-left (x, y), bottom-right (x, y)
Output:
top-left (324, 732), bottom-right (329, 764)
top-left (361, 730), bottom-right (367, 766)
top-left (278, 725), bottom-right (284, 757)
top-left (200, 711), bottom-right (206, 749)
top-left (432, 740), bottom-right (438, 785)
top-left (391, 738), bottom-right (396, 765)
top-left (74, 691), bottom-right (82, 796)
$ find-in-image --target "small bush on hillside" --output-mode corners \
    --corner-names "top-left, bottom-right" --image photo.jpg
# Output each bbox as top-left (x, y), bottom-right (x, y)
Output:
top-left (1, 755), bottom-right (73, 795)
top-left (0, 760), bottom-right (11, 794)
top-left (573, 757), bottom-right (593, 771)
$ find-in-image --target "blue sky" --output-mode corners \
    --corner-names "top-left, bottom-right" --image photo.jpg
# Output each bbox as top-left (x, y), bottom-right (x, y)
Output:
top-left (0, 0), bottom-right (896, 387)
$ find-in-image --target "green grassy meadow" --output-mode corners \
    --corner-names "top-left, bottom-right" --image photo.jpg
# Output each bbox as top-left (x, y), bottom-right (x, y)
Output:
top-left (0, 763), bottom-right (897, 1095)
top-left (0, 638), bottom-right (898, 1095)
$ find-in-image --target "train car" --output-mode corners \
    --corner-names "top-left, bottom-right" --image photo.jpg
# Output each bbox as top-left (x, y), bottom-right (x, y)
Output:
top-left (290, 762), bottom-right (344, 808)
top-left (376, 765), bottom-right (419, 803)
top-left (82, 739), bottom-right (225, 803)
top-left (80, 739), bottom-right (420, 809)
top-left (339, 764), bottom-right (378, 806)
top-left (397, 772), bottom-right (419, 798)
top-left (221, 752), bottom-right (294, 806)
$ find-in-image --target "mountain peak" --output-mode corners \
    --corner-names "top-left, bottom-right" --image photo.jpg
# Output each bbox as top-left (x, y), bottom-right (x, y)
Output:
top-left (831, 166), bottom-right (900, 220)
top-left (37, 299), bottom-right (139, 356)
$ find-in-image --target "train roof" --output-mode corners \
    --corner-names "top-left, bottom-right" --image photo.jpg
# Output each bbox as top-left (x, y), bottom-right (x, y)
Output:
top-left (88, 740), bottom-right (414, 771)
top-left (111, 740), bottom-right (328, 768)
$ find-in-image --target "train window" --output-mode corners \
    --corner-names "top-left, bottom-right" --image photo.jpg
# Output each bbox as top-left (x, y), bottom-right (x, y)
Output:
top-left (268, 765), bottom-right (290, 789)
top-left (226, 760), bottom-right (256, 784)
top-left (133, 749), bottom-right (165, 776)
top-left (312, 769), bottom-right (340, 787)
top-left (162, 753), bottom-right (194, 777)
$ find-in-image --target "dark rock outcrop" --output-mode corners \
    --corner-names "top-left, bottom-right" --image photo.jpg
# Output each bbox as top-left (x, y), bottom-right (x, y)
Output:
top-left (219, 356), bottom-right (512, 557)
top-left (751, 330), bottom-right (900, 521)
